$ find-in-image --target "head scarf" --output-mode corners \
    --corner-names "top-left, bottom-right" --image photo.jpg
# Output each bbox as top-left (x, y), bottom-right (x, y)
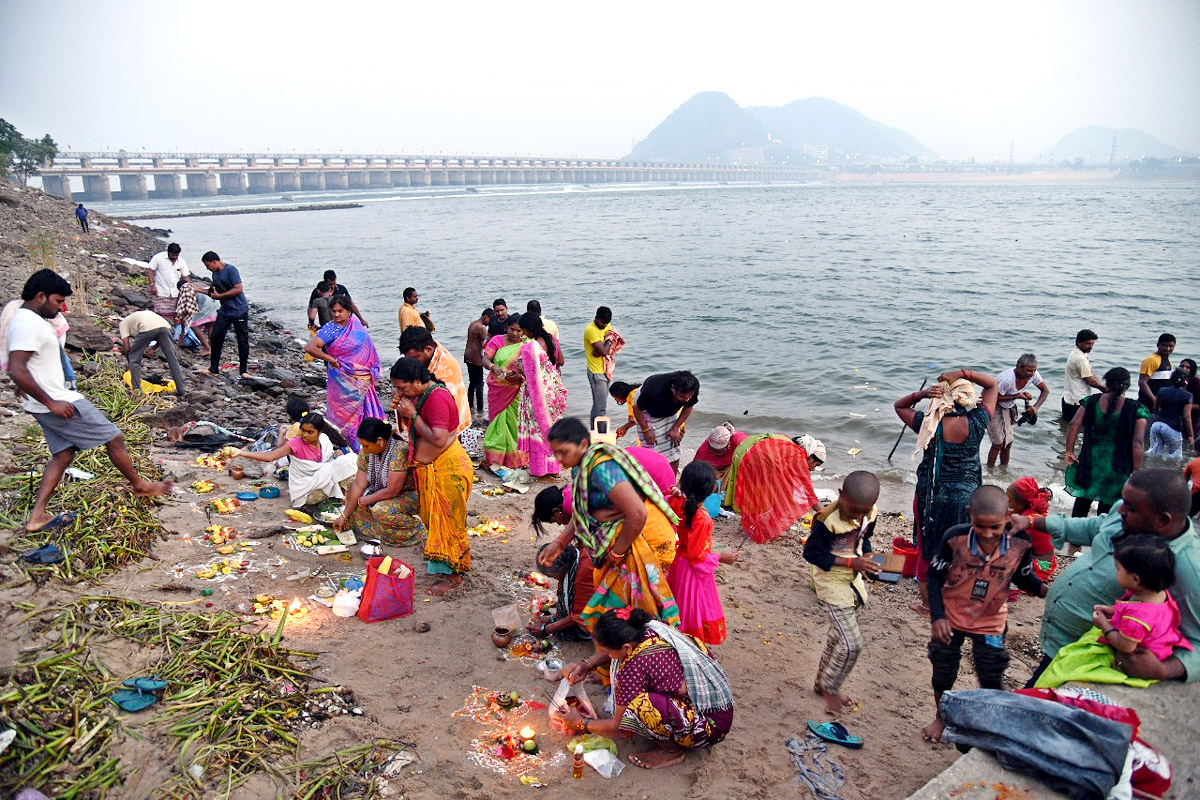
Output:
top-left (793, 434), bottom-right (826, 463)
top-left (1009, 477), bottom-right (1051, 516)
top-left (913, 379), bottom-right (979, 457)
top-left (706, 422), bottom-right (736, 454)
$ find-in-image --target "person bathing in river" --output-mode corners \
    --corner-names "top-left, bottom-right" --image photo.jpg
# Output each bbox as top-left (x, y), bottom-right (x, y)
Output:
top-left (986, 353), bottom-right (1049, 470)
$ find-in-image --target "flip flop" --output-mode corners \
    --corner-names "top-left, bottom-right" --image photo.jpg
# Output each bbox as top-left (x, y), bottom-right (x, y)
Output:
top-left (807, 720), bottom-right (863, 749)
top-left (122, 677), bottom-right (168, 692)
top-left (21, 544), bottom-right (66, 565)
top-left (24, 511), bottom-right (77, 534)
top-left (110, 689), bottom-right (159, 712)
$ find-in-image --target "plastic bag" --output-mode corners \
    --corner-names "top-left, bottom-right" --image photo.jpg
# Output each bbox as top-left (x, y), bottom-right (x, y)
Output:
top-left (549, 678), bottom-right (597, 733)
top-left (357, 556), bottom-right (414, 623)
top-left (491, 604), bottom-right (522, 631)
top-left (566, 734), bottom-right (617, 756)
top-left (584, 748), bottom-right (625, 778)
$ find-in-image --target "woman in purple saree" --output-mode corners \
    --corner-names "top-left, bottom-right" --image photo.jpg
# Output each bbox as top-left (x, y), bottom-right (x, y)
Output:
top-left (304, 296), bottom-right (384, 452)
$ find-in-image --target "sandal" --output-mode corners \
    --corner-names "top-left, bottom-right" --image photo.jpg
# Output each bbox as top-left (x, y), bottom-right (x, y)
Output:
top-left (110, 689), bottom-right (160, 713)
top-left (24, 511), bottom-right (77, 534)
top-left (123, 677), bottom-right (168, 692)
top-left (807, 720), bottom-right (863, 749)
top-left (21, 544), bottom-right (66, 565)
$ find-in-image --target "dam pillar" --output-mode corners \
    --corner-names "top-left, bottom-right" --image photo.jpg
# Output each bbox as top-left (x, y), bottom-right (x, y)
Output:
top-left (219, 172), bottom-right (246, 195)
top-left (41, 174), bottom-right (72, 201)
top-left (186, 173), bottom-right (217, 196)
top-left (390, 169), bottom-right (410, 187)
top-left (247, 172), bottom-right (275, 194)
top-left (326, 171), bottom-right (349, 190)
top-left (300, 171), bottom-right (325, 191)
top-left (369, 170), bottom-right (391, 188)
top-left (118, 173), bottom-right (149, 200)
top-left (274, 171), bottom-right (300, 192)
top-left (347, 170), bottom-right (368, 189)
top-left (153, 173), bottom-right (183, 198)
top-left (82, 175), bottom-right (112, 201)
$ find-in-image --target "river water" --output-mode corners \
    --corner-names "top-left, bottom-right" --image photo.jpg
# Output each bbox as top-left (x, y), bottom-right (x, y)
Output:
top-left (100, 180), bottom-right (1200, 489)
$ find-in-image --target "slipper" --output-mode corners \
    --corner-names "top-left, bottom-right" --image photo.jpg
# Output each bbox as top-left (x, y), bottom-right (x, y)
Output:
top-left (21, 544), bottom-right (66, 565)
top-left (24, 511), bottom-right (77, 534)
top-left (110, 689), bottom-right (159, 712)
top-left (122, 677), bottom-right (168, 692)
top-left (807, 720), bottom-right (863, 749)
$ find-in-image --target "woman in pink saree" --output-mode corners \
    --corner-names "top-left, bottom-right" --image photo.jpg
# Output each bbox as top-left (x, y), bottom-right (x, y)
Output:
top-left (516, 312), bottom-right (567, 476)
top-left (304, 296), bottom-right (385, 452)
top-left (482, 315), bottom-right (526, 468)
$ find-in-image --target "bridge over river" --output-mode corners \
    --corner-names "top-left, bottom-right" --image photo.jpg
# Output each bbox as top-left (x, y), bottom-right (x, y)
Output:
top-left (38, 152), bottom-right (819, 201)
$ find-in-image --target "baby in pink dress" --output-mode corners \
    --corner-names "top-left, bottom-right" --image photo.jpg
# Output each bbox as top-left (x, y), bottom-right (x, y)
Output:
top-left (1092, 535), bottom-right (1193, 663)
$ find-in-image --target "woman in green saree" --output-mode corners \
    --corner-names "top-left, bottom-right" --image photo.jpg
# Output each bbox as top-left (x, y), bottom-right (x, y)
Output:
top-left (482, 316), bottom-right (526, 468)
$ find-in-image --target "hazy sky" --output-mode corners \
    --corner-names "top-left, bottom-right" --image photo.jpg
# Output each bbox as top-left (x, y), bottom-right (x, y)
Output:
top-left (3, 0), bottom-right (1198, 161)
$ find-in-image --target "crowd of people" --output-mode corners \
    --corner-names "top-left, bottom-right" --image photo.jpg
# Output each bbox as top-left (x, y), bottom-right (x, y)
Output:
top-left (8, 257), bottom-right (1200, 774)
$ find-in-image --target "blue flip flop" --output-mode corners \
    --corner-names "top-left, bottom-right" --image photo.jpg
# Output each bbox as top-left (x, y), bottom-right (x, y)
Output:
top-left (110, 689), bottom-right (159, 712)
top-left (21, 544), bottom-right (66, 565)
top-left (25, 511), bottom-right (78, 534)
top-left (123, 677), bottom-right (168, 692)
top-left (807, 720), bottom-right (864, 749)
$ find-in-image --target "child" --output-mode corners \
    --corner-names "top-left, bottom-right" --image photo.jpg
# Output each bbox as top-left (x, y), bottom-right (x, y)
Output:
top-left (233, 412), bottom-right (357, 508)
top-left (923, 485), bottom-right (1046, 742)
top-left (802, 470), bottom-right (882, 716)
top-left (1034, 534), bottom-right (1193, 688)
top-left (609, 380), bottom-right (642, 442)
top-left (666, 461), bottom-right (739, 645)
top-left (1007, 477), bottom-right (1057, 587)
top-left (528, 537), bottom-right (596, 642)
top-left (1185, 453), bottom-right (1200, 519)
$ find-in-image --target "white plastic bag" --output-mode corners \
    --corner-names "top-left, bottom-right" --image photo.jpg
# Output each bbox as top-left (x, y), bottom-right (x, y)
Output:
top-left (548, 677), bottom-right (597, 733)
top-left (491, 603), bottom-right (522, 631)
top-left (584, 748), bottom-right (625, 778)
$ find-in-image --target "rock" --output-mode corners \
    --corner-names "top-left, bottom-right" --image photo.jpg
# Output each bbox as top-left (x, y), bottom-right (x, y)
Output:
top-left (258, 335), bottom-right (288, 352)
top-left (301, 373), bottom-right (327, 388)
top-left (414, 621), bottom-right (431, 633)
top-left (114, 287), bottom-right (152, 307)
top-left (237, 461), bottom-right (265, 479)
top-left (264, 367), bottom-right (299, 384)
top-left (241, 376), bottom-right (281, 392)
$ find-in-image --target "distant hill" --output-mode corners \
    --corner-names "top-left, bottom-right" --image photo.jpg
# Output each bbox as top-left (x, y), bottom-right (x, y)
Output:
top-left (625, 92), bottom-right (935, 163)
top-left (1040, 126), bottom-right (1189, 162)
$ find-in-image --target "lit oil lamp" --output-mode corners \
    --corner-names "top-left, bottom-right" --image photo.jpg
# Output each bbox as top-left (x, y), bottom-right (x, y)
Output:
top-left (518, 725), bottom-right (538, 754)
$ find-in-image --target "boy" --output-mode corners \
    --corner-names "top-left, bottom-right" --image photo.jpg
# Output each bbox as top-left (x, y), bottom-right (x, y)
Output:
top-left (803, 470), bottom-right (882, 716)
top-left (922, 485), bottom-right (1047, 742)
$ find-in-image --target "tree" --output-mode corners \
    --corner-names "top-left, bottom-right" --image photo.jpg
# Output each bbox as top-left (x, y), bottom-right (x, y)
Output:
top-left (0, 119), bottom-right (58, 185)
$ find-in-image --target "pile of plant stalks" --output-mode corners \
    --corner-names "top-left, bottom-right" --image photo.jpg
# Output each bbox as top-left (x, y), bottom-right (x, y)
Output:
top-left (1, 597), bottom-right (405, 798)
top-left (0, 355), bottom-right (170, 585)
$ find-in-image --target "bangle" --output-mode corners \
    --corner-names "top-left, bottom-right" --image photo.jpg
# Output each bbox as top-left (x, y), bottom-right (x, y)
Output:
top-left (609, 549), bottom-right (628, 559)
top-left (540, 622), bottom-right (547, 635)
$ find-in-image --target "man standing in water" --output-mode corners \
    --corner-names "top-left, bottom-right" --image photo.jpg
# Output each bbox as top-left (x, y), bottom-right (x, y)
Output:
top-left (398, 287), bottom-right (423, 334)
top-left (1062, 329), bottom-right (1104, 422)
top-left (1138, 333), bottom-right (1176, 408)
top-left (487, 298), bottom-right (510, 337)
top-left (986, 353), bottom-right (1049, 469)
top-left (583, 306), bottom-right (613, 425)
top-left (7, 270), bottom-right (171, 533)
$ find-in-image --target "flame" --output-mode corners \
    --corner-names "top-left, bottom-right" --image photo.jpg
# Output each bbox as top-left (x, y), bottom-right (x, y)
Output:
top-left (519, 726), bottom-right (536, 740)
top-left (288, 598), bottom-right (303, 614)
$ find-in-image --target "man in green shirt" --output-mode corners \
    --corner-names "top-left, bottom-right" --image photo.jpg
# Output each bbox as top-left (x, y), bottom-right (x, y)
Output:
top-left (1012, 469), bottom-right (1199, 685)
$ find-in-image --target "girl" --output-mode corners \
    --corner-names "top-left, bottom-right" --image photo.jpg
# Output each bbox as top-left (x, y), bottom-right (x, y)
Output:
top-left (1035, 534), bottom-right (1193, 688)
top-left (667, 461), bottom-right (738, 645)
top-left (1007, 477), bottom-right (1057, 582)
top-left (232, 412), bottom-right (357, 508)
top-left (609, 380), bottom-right (642, 442)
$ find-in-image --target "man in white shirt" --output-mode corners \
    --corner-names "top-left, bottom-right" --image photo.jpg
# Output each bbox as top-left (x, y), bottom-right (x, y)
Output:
top-left (526, 299), bottom-right (559, 339)
top-left (118, 309), bottom-right (186, 396)
top-left (7, 270), bottom-right (171, 533)
top-left (145, 243), bottom-right (189, 319)
top-left (987, 353), bottom-right (1050, 469)
top-left (1062, 328), bottom-right (1105, 422)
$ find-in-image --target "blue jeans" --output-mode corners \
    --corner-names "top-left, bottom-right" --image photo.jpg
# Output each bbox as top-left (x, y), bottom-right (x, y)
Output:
top-left (939, 689), bottom-right (1130, 799)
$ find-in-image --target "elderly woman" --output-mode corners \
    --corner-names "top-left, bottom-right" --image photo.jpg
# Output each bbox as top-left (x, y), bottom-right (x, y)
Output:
top-left (632, 370), bottom-right (700, 473)
top-left (333, 417), bottom-right (425, 546)
top-left (560, 608), bottom-right (733, 770)
top-left (692, 423), bottom-right (748, 490)
top-left (390, 357), bottom-right (475, 596)
top-left (305, 296), bottom-right (385, 452)
top-left (895, 368), bottom-right (998, 613)
top-left (539, 418), bottom-right (680, 631)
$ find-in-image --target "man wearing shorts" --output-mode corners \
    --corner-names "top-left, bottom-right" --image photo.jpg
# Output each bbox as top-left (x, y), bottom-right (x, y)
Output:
top-left (6, 270), bottom-right (170, 533)
top-left (986, 353), bottom-right (1048, 469)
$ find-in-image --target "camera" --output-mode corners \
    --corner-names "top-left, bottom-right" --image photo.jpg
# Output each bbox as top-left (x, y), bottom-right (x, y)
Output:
top-left (1016, 404), bottom-right (1038, 426)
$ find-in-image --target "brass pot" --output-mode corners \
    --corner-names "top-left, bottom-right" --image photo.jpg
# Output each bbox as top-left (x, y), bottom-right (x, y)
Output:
top-left (491, 627), bottom-right (513, 648)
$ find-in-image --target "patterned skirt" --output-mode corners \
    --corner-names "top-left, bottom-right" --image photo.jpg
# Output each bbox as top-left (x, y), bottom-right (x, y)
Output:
top-left (620, 692), bottom-right (733, 749)
top-left (349, 490), bottom-right (425, 547)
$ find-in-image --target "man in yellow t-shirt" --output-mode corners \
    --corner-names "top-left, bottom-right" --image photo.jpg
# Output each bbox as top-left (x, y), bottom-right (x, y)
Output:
top-left (1138, 333), bottom-right (1175, 408)
top-left (398, 287), bottom-right (423, 334)
top-left (583, 306), bottom-right (612, 425)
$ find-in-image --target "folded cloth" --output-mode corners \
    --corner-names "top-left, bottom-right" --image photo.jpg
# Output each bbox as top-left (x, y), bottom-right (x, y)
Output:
top-left (602, 327), bottom-right (625, 380)
top-left (647, 619), bottom-right (733, 714)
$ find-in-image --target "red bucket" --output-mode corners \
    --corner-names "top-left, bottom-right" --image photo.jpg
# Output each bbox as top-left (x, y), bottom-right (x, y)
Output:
top-left (891, 537), bottom-right (919, 579)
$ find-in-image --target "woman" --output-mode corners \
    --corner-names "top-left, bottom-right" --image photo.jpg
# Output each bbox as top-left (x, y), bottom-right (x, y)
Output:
top-left (304, 296), bottom-right (385, 453)
top-left (232, 412), bottom-right (357, 507)
top-left (694, 422), bottom-right (749, 490)
top-left (1180, 358), bottom-right (1200, 442)
top-left (895, 368), bottom-right (998, 613)
top-left (1064, 367), bottom-right (1149, 518)
top-left (1147, 369), bottom-right (1195, 458)
top-left (333, 417), bottom-right (425, 547)
top-left (390, 357), bottom-right (475, 596)
top-left (560, 608), bottom-right (733, 770)
top-left (720, 433), bottom-right (818, 541)
top-left (515, 312), bottom-right (567, 477)
top-left (539, 418), bottom-right (680, 631)
top-left (481, 316), bottom-right (525, 469)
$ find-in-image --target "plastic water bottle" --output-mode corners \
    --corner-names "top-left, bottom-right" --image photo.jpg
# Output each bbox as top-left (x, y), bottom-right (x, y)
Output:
top-left (573, 744), bottom-right (584, 779)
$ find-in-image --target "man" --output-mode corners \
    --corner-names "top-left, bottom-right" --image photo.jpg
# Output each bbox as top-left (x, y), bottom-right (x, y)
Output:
top-left (198, 251), bottom-right (250, 378)
top-left (487, 298), bottom-right (509, 337)
top-left (308, 270), bottom-right (367, 327)
top-left (986, 353), bottom-right (1050, 469)
top-left (6, 270), bottom-right (170, 533)
top-left (146, 243), bottom-right (190, 320)
top-left (583, 306), bottom-right (613, 425)
top-left (119, 309), bottom-right (186, 397)
top-left (527, 299), bottom-right (559, 339)
top-left (309, 281), bottom-right (334, 328)
top-left (1015, 469), bottom-right (1199, 685)
top-left (1062, 329), bottom-right (1105, 422)
top-left (463, 308), bottom-right (493, 416)
top-left (397, 287), bottom-right (423, 334)
top-left (398, 326), bottom-right (470, 434)
top-left (74, 203), bottom-right (89, 233)
top-left (1139, 333), bottom-right (1176, 408)
top-left (633, 369), bottom-right (700, 473)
